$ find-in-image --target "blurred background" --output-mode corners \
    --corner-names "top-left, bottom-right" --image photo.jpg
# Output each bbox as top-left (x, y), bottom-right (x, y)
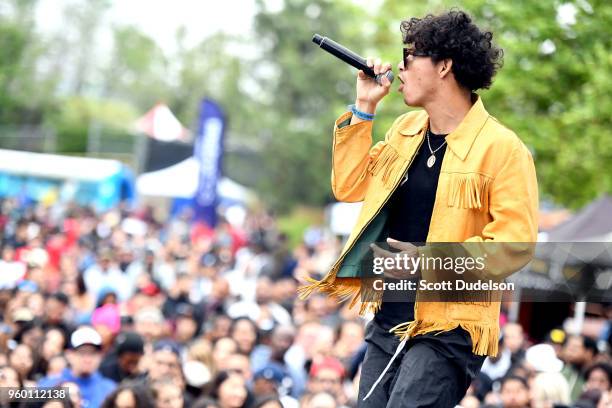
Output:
top-left (0, 0), bottom-right (610, 407)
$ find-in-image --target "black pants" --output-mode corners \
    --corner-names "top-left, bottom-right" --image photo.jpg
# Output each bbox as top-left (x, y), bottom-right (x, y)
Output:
top-left (357, 319), bottom-right (486, 408)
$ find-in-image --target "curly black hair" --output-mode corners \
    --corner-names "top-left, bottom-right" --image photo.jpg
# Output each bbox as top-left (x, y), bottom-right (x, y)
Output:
top-left (400, 10), bottom-right (503, 91)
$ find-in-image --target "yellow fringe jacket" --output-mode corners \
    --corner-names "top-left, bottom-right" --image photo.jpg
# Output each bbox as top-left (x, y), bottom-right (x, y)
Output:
top-left (299, 96), bottom-right (539, 357)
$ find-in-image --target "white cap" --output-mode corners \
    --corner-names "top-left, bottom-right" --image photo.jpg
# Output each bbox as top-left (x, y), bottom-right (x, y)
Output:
top-left (183, 361), bottom-right (211, 387)
top-left (525, 343), bottom-right (563, 373)
top-left (134, 307), bottom-right (164, 324)
top-left (71, 326), bottom-right (102, 349)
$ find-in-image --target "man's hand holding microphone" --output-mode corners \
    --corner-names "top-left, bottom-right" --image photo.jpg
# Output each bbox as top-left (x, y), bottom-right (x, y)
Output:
top-left (310, 34), bottom-right (393, 125)
top-left (351, 58), bottom-right (393, 125)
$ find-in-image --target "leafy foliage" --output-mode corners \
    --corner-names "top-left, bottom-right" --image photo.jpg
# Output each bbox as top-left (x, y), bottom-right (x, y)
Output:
top-left (0, 0), bottom-right (610, 211)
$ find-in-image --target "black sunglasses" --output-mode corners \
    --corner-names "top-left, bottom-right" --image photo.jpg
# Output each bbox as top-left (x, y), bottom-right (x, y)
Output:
top-left (403, 47), bottom-right (430, 67)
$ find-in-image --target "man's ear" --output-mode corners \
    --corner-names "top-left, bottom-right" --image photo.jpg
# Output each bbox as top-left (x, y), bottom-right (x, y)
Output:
top-left (439, 58), bottom-right (453, 78)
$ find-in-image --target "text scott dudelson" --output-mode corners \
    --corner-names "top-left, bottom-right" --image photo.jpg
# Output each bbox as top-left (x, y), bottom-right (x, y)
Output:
top-left (372, 279), bottom-right (514, 291)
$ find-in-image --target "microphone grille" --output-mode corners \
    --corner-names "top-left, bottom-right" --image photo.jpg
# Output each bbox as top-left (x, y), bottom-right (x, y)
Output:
top-left (385, 70), bottom-right (395, 84)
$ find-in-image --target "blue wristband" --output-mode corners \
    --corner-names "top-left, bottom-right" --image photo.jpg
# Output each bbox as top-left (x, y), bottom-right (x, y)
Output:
top-left (348, 104), bottom-right (376, 121)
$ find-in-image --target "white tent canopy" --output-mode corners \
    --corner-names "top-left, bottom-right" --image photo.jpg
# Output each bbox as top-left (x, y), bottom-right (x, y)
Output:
top-left (0, 149), bottom-right (123, 182)
top-left (136, 157), bottom-right (254, 203)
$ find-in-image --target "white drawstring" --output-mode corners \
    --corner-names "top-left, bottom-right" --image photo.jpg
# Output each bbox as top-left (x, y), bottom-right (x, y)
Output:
top-left (362, 338), bottom-right (407, 401)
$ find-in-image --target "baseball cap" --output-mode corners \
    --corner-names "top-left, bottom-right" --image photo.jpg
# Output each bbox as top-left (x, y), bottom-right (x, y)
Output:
top-left (176, 303), bottom-right (195, 319)
top-left (134, 307), bottom-right (164, 324)
top-left (23, 248), bottom-right (49, 267)
top-left (309, 357), bottom-right (346, 378)
top-left (183, 361), bottom-right (211, 387)
top-left (200, 253), bottom-right (219, 267)
top-left (140, 282), bottom-right (161, 297)
top-left (91, 304), bottom-right (121, 335)
top-left (253, 363), bottom-right (287, 384)
top-left (70, 326), bottom-right (102, 349)
top-left (115, 331), bottom-right (144, 355)
top-left (525, 343), bottom-right (563, 373)
top-left (17, 280), bottom-right (39, 293)
top-left (153, 339), bottom-right (181, 357)
top-left (12, 308), bottom-right (34, 323)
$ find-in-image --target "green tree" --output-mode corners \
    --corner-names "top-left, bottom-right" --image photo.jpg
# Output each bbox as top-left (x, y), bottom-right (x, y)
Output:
top-left (0, 0), bottom-right (56, 124)
top-left (2, 0), bottom-right (609, 212)
top-left (102, 25), bottom-right (171, 111)
top-left (248, 0), bottom-right (369, 212)
top-left (47, 96), bottom-right (138, 153)
top-left (60, 0), bottom-right (111, 95)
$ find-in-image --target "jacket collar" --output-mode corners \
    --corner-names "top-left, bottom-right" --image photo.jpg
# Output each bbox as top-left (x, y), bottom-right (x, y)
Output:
top-left (398, 94), bottom-right (490, 161)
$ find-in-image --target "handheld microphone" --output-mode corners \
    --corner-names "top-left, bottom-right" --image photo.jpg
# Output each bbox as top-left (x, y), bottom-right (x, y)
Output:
top-left (312, 34), bottom-right (394, 86)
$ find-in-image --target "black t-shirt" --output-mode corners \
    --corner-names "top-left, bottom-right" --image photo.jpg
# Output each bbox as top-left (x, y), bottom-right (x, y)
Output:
top-left (374, 128), bottom-right (448, 330)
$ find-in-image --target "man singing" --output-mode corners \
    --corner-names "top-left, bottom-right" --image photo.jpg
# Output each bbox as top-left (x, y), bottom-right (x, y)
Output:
top-left (299, 10), bottom-right (539, 407)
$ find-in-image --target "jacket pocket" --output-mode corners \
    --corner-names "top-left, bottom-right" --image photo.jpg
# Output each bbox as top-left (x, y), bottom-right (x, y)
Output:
top-left (366, 142), bottom-right (403, 189)
top-left (445, 172), bottom-right (492, 211)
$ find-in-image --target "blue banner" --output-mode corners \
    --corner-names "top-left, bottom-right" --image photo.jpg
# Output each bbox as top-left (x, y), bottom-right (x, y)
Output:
top-left (194, 99), bottom-right (225, 227)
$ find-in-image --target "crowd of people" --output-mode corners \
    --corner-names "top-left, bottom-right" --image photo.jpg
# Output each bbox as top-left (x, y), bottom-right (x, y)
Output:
top-left (459, 323), bottom-right (611, 408)
top-left (0, 197), bottom-right (610, 408)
